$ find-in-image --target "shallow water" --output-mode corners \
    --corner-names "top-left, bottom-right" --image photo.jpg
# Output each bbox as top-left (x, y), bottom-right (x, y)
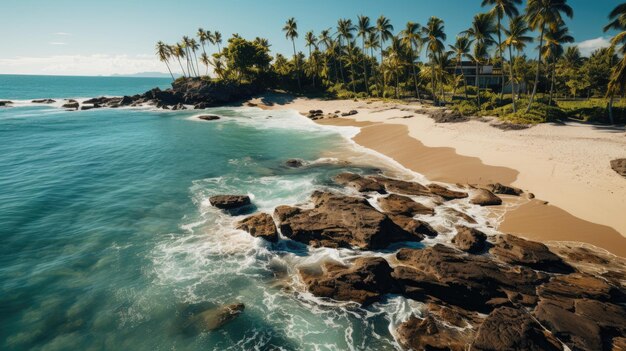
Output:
top-left (0, 77), bottom-right (497, 350)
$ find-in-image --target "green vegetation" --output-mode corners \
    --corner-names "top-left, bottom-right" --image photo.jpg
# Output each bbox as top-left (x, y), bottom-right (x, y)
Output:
top-left (156, 1), bottom-right (626, 125)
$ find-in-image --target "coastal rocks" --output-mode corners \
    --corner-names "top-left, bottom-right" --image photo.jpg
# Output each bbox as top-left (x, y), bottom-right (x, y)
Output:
top-left (611, 158), bottom-right (626, 178)
top-left (32, 99), bottom-right (55, 103)
top-left (307, 109), bottom-right (324, 119)
top-left (197, 115), bottom-right (220, 121)
top-left (236, 213), bottom-right (278, 242)
top-left (426, 183), bottom-right (468, 200)
top-left (299, 257), bottom-right (397, 305)
top-left (209, 195), bottom-right (251, 210)
top-left (62, 101), bottom-right (79, 110)
top-left (472, 307), bottom-right (563, 351)
top-left (490, 234), bottom-right (574, 273)
top-left (368, 176), bottom-right (430, 196)
top-left (333, 172), bottom-right (385, 193)
top-left (80, 104), bottom-right (101, 110)
top-left (0, 100), bottom-right (12, 106)
top-left (397, 314), bottom-right (473, 351)
top-left (171, 103), bottom-right (187, 110)
top-left (341, 110), bottom-right (358, 116)
top-left (470, 188), bottom-right (502, 206)
top-left (179, 302), bottom-right (245, 334)
top-left (388, 215), bottom-right (438, 238)
top-left (452, 226), bottom-right (487, 253)
top-left (284, 158), bottom-right (304, 168)
top-left (487, 182), bottom-right (524, 196)
top-left (274, 191), bottom-right (421, 249)
top-left (377, 194), bottom-right (434, 216)
top-left (393, 244), bottom-right (547, 312)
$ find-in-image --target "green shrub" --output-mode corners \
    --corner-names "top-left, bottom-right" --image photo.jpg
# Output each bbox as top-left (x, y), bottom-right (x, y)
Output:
top-left (453, 100), bottom-right (480, 116)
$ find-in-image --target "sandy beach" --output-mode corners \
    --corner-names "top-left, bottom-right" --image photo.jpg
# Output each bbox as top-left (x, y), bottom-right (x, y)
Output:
top-left (249, 95), bottom-right (626, 257)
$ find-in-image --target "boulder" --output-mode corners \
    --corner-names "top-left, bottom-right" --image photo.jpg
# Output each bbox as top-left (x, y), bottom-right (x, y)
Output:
top-left (452, 226), bottom-right (487, 253)
top-left (368, 176), bottom-right (430, 196)
top-left (470, 189), bottom-right (502, 206)
top-left (393, 244), bottom-right (547, 312)
top-left (389, 215), bottom-right (437, 238)
top-left (300, 257), bottom-right (397, 305)
top-left (472, 307), bottom-right (563, 351)
top-left (236, 213), bottom-right (278, 242)
top-left (487, 182), bottom-right (524, 196)
top-left (172, 103), bottom-right (187, 110)
top-left (119, 95), bottom-right (134, 106)
top-left (274, 191), bottom-right (421, 249)
top-left (397, 314), bottom-right (472, 351)
top-left (209, 195), bottom-right (251, 210)
top-left (180, 302), bottom-right (245, 334)
top-left (197, 115), bottom-right (220, 121)
top-left (333, 172), bottom-right (386, 193)
top-left (427, 184), bottom-right (468, 200)
top-left (611, 158), bottom-right (626, 178)
top-left (284, 158), bottom-right (304, 168)
top-left (31, 99), bottom-right (55, 103)
top-left (443, 208), bottom-right (478, 224)
top-left (490, 234), bottom-right (574, 273)
top-left (341, 110), bottom-right (358, 116)
top-left (80, 104), bottom-right (101, 110)
top-left (0, 100), bottom-right (12, 106)
top-left (62, 101), bottom-right (79, 109)
top-left (377, 194), bottom-right (434, 216)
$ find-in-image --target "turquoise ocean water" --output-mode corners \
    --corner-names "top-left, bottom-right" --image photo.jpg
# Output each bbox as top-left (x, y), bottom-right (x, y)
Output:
top-left (0, 75), bottom-right (444, 350)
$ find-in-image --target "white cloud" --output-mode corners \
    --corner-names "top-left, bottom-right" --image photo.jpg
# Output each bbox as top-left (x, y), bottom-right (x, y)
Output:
top-left (48, 42), bottom-right (67, 45)
top-left (0, 54), bottom-right (180, 76)
top-left (576, 36), bottom-right (612, 57)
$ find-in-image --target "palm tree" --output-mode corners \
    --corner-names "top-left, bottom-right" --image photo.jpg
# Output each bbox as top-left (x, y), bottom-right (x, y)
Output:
top-left (155, 41), bottom-right (176, 81)
top-left (337, 18), bottom-right (355, 88)
top-left (319, 29), bottom-right (338, 83)
top-left (422, 17), bottom-right (446, 104)
top-left (200, 52), bottom-right (210, 76)
top-left (283, 17), bottom-right (301, 91)
top-left (305, 30), bottom-right (319, 87)
top-left (386, 36), bottom-right (405, 98)
top-left (213, 31), bottom-right (223, 52)
top-left (181, 36), bottom-right (197, 76)
top-left (481, 0), bottom-right (522, 99)
top-left (433, 51), bottom-right (453, 103)
top-left (189, 38), bottom-right (201, 77)
top-left (357, 15), bottom-right (373, 95)
top-left (198, 28), bottom-right (209, 63)
top-left (376, 16), bottom-right (394, 96)
top-left (525, 0), bottom-right (574, 112)
top-left (463, 13), bottom-right (497, 106)
top-left (401, 22), bottom-right (423, 101)
top-left (604, 3), bottom-right (626, 124)
top-left (365, 31), bottom-right (381, 95)
top-left (542, 24), bottom-right (574, 104)
top-left (344, 41), bottom-right (359, 94)
top-left (503, 16), bottom-right (533, 112)
top-left (449, 36), bottom-right (474, 99)
top-left (172, 43), bottom-right (187, 77)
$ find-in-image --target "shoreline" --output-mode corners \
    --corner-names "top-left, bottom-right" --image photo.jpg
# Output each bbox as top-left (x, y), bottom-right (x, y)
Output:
top-left (249, 94), bottom-right (626, 257)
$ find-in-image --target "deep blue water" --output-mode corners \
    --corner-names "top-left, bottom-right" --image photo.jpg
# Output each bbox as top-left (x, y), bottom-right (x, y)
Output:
top-left (0, 76), bottom-right (417, 350)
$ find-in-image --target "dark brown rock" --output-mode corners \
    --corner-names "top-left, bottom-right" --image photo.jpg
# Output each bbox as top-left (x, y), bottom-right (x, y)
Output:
top-left (444, 207), bottom-right (478, 224)
top-left (62, 101), bottom-right (79, 109)
top-left (452, 226), bottom-right (487, 253)
top-left (284, 158), bottom-right (304, 168)
top-left (300, 257), bottom-right (397, 305)
top-left (209, 195), bottom-right (251, 210)
top-left (397, 315), bottom-right (472, 351)
top-left (368, 176), bottom-right (430, 196)
top-left (274, 191), bottom-right (420, 249)
top-left (341, 110), bottom-right (358, 116)
top-left (490, 234), bottom-right (574, 273)
top-left (236, 213), bottom-right (278, 242)
top-left (0, 100), bottom-right (12, 106)
top-left (377, 194), bottom-right (434, 216)
top-left (470, 189), bottom-right (502, 206)
top-left (389, 215), bottom-right (438, 238)
top-left (488, 182), bottom-right (524, 196)
top-left (427, 184), bottom-right (469, 200)
top-left (197, 115), bottom-right (220, 121)
top-left (31, 99), bottom-right (55, 103)
top-left (333, 172), bottom-right (385, 193)
top-left (611, 159), bottom-right (626, 178)
top-left (180, 302), bottom-right (245, 334)
top-left (472, 307), bottom-right (563, 351)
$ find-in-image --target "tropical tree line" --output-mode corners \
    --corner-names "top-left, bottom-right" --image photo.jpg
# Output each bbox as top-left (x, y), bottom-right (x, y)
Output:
top-left (156, 1), bottom-right (626, 123)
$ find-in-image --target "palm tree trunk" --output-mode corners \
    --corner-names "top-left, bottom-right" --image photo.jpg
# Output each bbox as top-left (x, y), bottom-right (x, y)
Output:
top-left (380, 44), bottom-right (386, 97)
top-left (497, 14), bottom-right (505, 104)
top-left (176, 57), bottom-right (186, 78)
top-left (410, 44), bottom-right (421, 102)
top-left (193, 51), bottom-right (200, 77)
top-left (431, 57), bottom-right (437, 105)
top-left (165, 61), bottom-right (175, 81)
top-left (509, 45), bottom-right (517, 113)
top-left (451, 59), bottom-right (460, 100)
top-left (292, 39), bottom-right (301, 91)
top-left (526, 25), bottom-right (545, 113)
top-left (476, 60), bottom-right (481, 106)
top-left (608, 95), bottom-right (615, 124)
top-left (362, 39), bottom-right (369, 95)
top-left (548, 62), bottom-right (555, 106)
top-left (395, 71), bottom-right (399, 99)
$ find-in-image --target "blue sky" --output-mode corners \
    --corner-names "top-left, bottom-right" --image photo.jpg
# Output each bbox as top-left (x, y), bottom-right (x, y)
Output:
top-left (0, 0), bottom-right (622, 75)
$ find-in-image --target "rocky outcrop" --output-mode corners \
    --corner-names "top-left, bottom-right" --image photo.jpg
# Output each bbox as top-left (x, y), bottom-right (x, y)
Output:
top-left (377, 194), bottom-right (434, 216)
top-left (368, 175), bottom-right (430, 196)
top-left (62, 101), bottom-right (79, 110)
top-left (452, 226), bottom-right (487, 253)
top-left (333, 172), bottom-right (385, 193)
top-left (274, 191), bottom-right (422, 249)
top-left (341, 110), bottom-right (358, 116)
top-left (209, 195), bottom-right (251, 210)
top-left (179, 302), bottom-right (245, 334)
top-left (198, 115), bottom-right (220, 121)
top-left (490, 234), bottom-right (574, 273)
top-left (611, 158), bottom-right (626, 178)
top-left (389, 215), bottom-right (438, 238)
top-left (284, 159), bottom-right (304, 168)
top-left (397, 314), bottom-right (473, 351)
top-left (470, 188), bottom-right (502, 206)
top-left (236, 213), bottom-right (278, 242)
top-left (427, 184), bottom-right (468, 200)
top-left (0, 100), bottom-right (12, 107)
top-left (472, 307), bottom-right (563, 351)
top-left (32, 99), bottom-right (55, 103)
top-left (487, 182), bottom-right (524, 196)
top-left (299, 257), bottom-right (397, 305)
